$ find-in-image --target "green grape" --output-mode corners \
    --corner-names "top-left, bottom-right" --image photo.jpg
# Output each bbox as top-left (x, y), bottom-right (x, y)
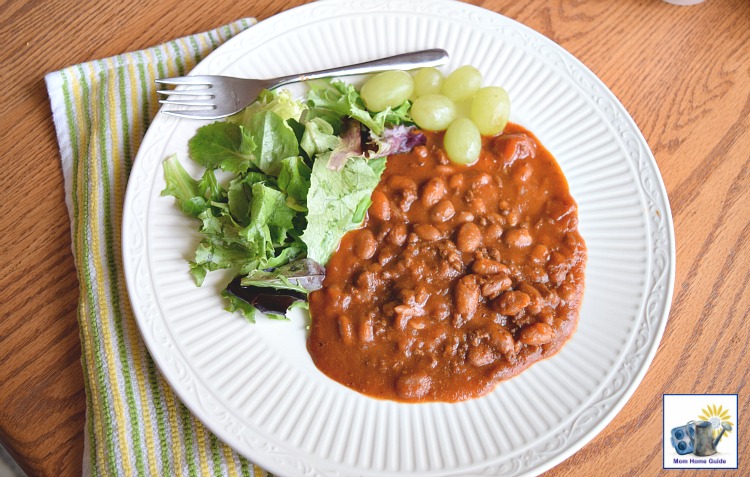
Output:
top-left (360, 70), bottom-right (414, 112)
top-left (411, 94), bottom-right (456, 131)
top-left (443, 118), bottom-right (482, 165)
top-left (470, 86), bottom-right (510, 136)
top-left (413, 67), bottom-right (444, 97)
top-left (442, 65), bottom-right (483, 102)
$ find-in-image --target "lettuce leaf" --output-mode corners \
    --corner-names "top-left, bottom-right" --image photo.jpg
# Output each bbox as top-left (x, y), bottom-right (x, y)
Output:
top-left (243, 110), bottom-right (299, 175)
top-left (240, 258), bottom-right (325, 293)
top-left (278, 156), bottom-right (311, 207)
top-left (240, 182), bottom-right (297, 257)
top-left (306, 79), bottom-right (412, 135)
top-left (188, 122), bottom-right (257, 173)
top-left (227, 89), bottom-right (306, 125)
top-left (327, 120), bottom-right (363, 171)
top-left (226, 172), bottom-right (270, 226)
top-left (189, 240), bottom-right (253, 286)
top-left (301, 154), bottom-right (387, 264)
top-left (300, 117), bottom-right (340, 158)
top-left (368, 125), bottom-right (426, 158)
top-left (221, 290), bottom-right (259, 323)
top-left (160, 154), bottom-right (219, 217)
top-left (188, 109), bottom-right (299, 177)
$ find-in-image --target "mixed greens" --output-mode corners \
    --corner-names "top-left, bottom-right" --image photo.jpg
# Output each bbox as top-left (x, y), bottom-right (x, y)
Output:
top-left (161, 80), bottom-right (422, 321)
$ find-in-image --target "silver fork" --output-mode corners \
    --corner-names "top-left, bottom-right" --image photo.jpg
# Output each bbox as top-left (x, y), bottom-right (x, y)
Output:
top-left (156, 49), bottom-right (448, 120)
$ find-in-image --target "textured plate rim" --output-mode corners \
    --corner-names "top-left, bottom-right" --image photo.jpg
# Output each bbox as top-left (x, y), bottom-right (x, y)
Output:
top-left (122, 1), bottom-right (676, 476)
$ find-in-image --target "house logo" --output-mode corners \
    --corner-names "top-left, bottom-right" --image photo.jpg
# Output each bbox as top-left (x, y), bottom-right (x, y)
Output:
top-left (663, 394), bottom-right (738, 469)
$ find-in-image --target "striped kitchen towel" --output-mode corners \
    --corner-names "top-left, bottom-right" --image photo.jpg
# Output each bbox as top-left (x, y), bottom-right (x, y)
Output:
top-left (45, 19), bottom-right (271, 477)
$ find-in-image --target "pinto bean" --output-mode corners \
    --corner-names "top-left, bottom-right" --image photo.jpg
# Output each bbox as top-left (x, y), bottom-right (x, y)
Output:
top-left (530, 243), bottom-right (549, 264)
top-left (518, 322), bottom-right (555, 345)
top-left (470, 198), bottom-right (487, 215)
top-left (472, 259), bottom-right (510, 275)
top-left (455, 275), bottom-right (480, 321)
top-left (338, 315), bottom-right (354, 345)
top-left (485, 224), bottom-right (504, 241)
top-left (480, 275), bottom-right (512, 299)
top-left (387, 223), bottom-right (408, 246)
top-left (535, 283), bottom-right (560, 308)
top-left (369, 190), bottom-right (391, 221)
top-left (421, 177), bottom-right (447, 206)
top-left (359, 317), bottom-right (374, 343)
top-left (504, 227), bottom-right (532, 247)
top-left (431, 199), bottom-right (456, 222)
top-left (325, 285), bottom-right (350, 312)
top-left (388, 175), bottom-right (416, 190)
top-left (456, 222), bottom-right (482, 253)
top-left (471, 172), bottom-right (492, 188)
top-left (354, 230), bottom-right (377, 260)
top-left (518, 283), bottom-right (543, 314)
top-left (413, 145), bottom-right (429, 158)
top-left (414, 224), bottom-right (441, 241)
top-left (434, 147), bottom-right (450, 164)
top-left (435, 165), bottom-right (454, 175)
top-left (492, 290), bottom-right (531, 316)
top-left (448, 174), bottom-right (465, 189)
top-left (547, 252), bottom-right (570, 285)
top-left (489, 325), bottom-right (515, 355)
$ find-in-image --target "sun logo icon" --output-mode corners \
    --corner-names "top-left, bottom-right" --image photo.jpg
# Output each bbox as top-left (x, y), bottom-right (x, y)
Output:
top-left (698, 404), bottom-right (734, 441)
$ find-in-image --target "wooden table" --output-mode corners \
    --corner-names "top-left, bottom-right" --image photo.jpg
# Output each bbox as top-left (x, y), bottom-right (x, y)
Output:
top-left (2, 0), bottom-right (748, 475)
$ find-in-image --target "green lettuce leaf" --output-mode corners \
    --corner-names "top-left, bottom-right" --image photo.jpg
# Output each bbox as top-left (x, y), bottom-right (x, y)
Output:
top-left (238, 242), bottom-right (305, 276)
top-left (277, 156), bottom-right (311, 207)
top-left (161, 154), bottom-right (226, 217)
top-left (226, 172), bottom-right (271, 226)
top-left (221, 290), bottom-right (259, 323)
top-left (300, 117), bottom-right (340, 158)
top-left (244, 111), bottom-right (299, 175)
top-left (240, 182), bottom-right (297, 257)
top-left (189, 240), bottom-right (253, 286)
top-left (188, 122), bottom-right (257, 173)
top-left (301, 154), bottom-right (386, 264)
top-left (227, 89), bottom-right (306, 125)
top-left (239, 258), bottom-right (325, 293)
top-left (306, 79), bottom-right (412, 135)
top-left (160, 154), bottom-right (205, 216)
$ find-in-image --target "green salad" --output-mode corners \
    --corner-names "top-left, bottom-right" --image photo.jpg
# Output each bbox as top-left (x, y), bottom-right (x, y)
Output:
top-left (161, 66), bottom-right (510, 322)
top-left (161, 79), bottom-right (423, 321)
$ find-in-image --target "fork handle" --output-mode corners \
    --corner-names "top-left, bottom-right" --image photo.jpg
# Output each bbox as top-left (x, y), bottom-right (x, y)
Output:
top-left (271, 49), bottom-right (449, 87)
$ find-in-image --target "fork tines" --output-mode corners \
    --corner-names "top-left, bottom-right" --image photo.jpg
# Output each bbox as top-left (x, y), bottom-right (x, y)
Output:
top-left (156, 76), bottom-right (218, 117)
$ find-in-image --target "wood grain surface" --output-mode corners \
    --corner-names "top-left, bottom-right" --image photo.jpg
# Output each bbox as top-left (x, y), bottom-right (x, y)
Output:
top-left (1, 0), bottom-right (747, 476)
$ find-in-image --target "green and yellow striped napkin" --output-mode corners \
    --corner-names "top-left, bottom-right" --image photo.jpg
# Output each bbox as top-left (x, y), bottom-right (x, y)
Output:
top-left (45, 19), bottom-right (271, 477)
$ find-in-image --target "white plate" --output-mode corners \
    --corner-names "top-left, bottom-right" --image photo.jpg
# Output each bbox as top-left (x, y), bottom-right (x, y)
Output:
top-left (123, 1), bottom-right (675, 475)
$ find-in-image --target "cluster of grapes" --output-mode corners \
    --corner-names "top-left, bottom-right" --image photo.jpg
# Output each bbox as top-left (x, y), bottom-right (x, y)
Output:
top-left (360, 66), bottom-right (510, 165)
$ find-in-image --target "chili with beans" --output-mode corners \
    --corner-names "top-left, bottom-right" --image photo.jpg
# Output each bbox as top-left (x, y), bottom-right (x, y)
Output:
top-left (307, 124), bottom-right (586, 402)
